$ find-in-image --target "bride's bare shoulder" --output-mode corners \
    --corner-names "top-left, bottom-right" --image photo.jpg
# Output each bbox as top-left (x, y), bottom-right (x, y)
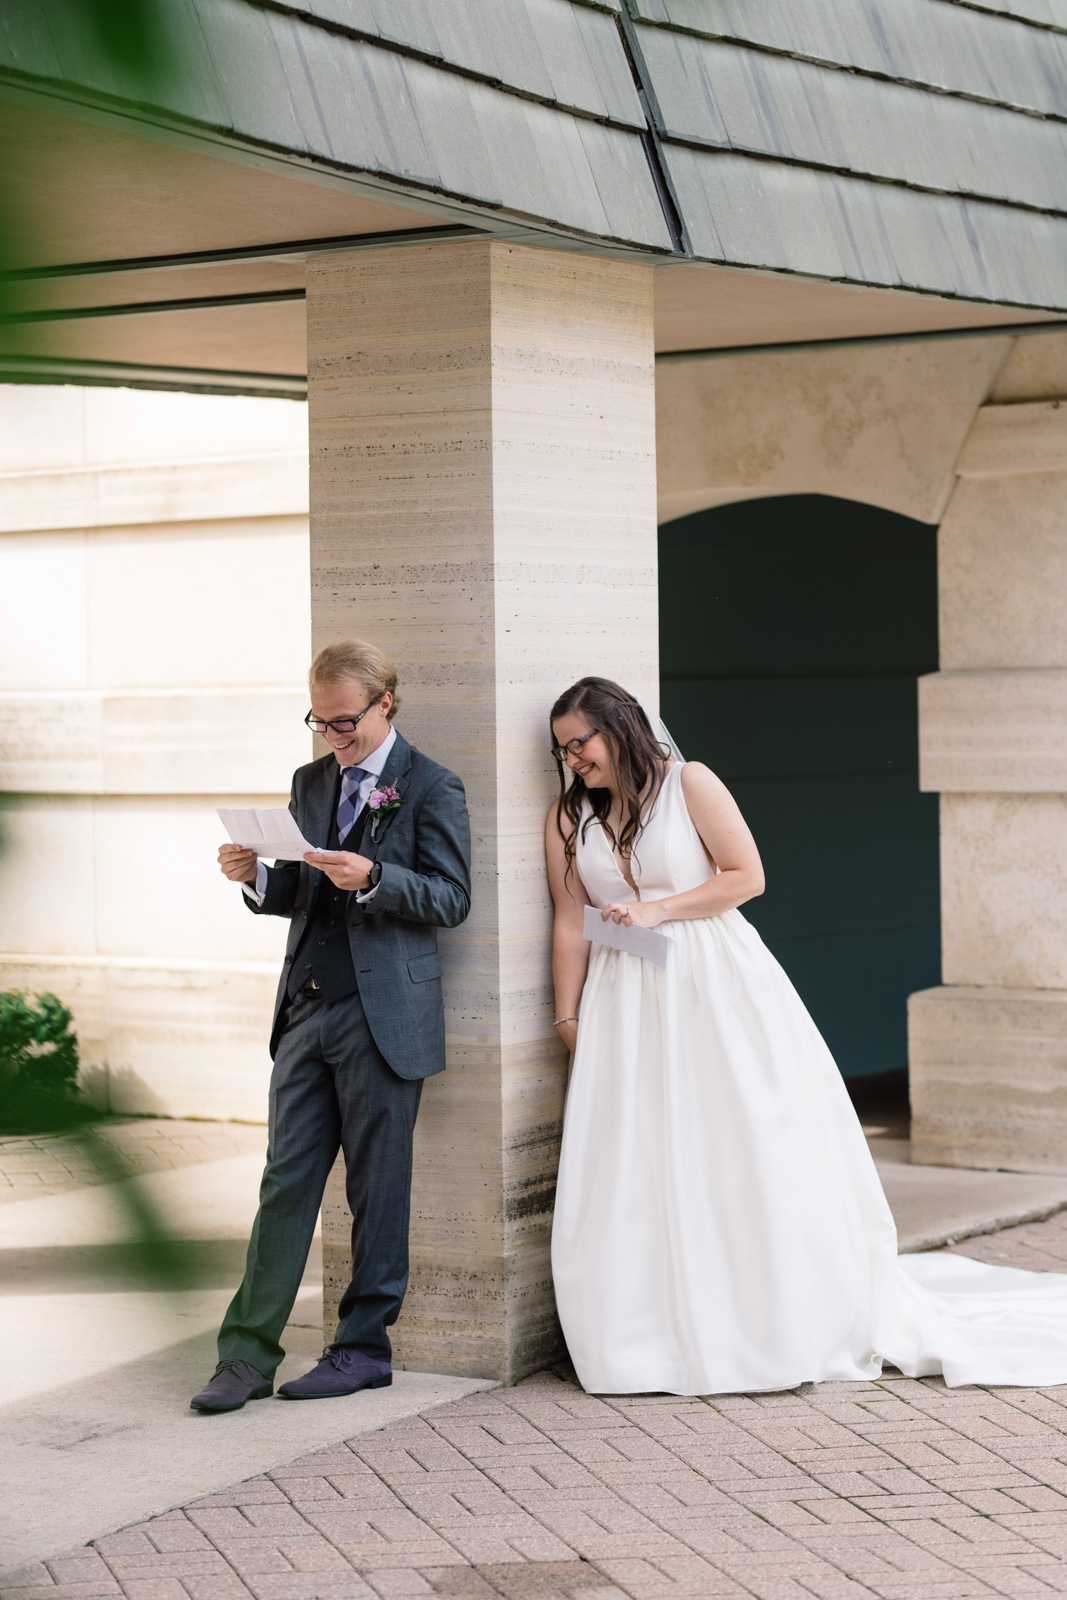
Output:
top-left (678, 759), bottom-right (721, 785)
top-left (545, 796), bottom-right (575, 845)
top-left (678, 761), bottom-right (737, 804)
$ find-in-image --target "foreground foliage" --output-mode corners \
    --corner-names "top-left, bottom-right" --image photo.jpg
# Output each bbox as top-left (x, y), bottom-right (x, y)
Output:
top-left (0, 989), bottom-right (90, 1135)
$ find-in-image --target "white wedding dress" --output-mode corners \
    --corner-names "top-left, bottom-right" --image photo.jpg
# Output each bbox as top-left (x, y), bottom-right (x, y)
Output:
top-left (551, 762), bottom-right (1067, 1395)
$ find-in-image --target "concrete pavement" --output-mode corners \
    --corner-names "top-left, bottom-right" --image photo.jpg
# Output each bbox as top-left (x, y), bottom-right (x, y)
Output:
top-left (0, 1123), bottom-right (495, 1575)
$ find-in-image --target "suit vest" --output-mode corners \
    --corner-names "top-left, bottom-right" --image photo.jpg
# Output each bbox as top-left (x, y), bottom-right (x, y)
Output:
top-left (286, 769), bottom-right (360, 1001)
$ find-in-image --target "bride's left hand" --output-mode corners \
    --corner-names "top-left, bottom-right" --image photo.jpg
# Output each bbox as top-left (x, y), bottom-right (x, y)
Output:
top-left (602, 901), bottom-right (665, 929)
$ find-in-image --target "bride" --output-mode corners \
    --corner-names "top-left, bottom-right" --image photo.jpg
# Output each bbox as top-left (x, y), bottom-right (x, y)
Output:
top-left (546, 675), bottom-right (1067, 1396)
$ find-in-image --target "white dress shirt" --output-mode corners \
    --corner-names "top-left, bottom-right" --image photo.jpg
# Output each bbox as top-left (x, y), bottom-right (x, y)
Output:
top-left (243, 724), bottom-right (397, 907)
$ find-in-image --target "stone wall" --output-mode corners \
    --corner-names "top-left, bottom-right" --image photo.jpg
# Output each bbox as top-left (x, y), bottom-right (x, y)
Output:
top-left (0, 384), bottom-right (310, 1121)
top-left (657, 325), bottom-right (1067, 1173)
top-left (655, 337), bottom-right (1012, 526)
top-left (912, 334), bottom-right (1067, 1172)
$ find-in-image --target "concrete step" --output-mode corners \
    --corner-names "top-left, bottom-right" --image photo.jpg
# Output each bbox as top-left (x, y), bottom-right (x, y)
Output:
top-left (872, 1137), bottom-right (1067, 1252)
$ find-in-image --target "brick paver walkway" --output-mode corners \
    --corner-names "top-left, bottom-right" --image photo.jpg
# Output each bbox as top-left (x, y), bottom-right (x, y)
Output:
top-left (0, 1120), bottom-right (265, 1203)
top-left (8, 1213), bottom-right (1067, 1600)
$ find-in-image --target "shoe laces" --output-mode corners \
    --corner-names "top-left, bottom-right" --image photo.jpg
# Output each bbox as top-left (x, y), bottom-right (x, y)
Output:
top-left (214, 1358), bottom-right (254, 1378)
top-left (322, 1346), bottom-right (381, 1372)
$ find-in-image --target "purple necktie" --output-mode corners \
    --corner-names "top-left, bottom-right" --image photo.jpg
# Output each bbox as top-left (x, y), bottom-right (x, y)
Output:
top-left (336, 766), bottom-right (367, 845)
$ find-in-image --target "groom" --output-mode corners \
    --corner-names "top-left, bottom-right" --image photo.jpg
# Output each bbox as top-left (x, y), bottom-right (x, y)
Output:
top-left (191, 640), bottom-right (471, 1412)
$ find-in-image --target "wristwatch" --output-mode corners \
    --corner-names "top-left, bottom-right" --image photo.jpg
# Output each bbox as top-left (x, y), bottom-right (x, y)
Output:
top-left (366, 861), bottom-right (383, 891)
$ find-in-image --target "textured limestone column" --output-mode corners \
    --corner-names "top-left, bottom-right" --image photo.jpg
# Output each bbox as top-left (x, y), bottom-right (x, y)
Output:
top-left (306, 241), bottom-right (657, 1379)
top-left (911, 395), bottom-right (1067, 1172)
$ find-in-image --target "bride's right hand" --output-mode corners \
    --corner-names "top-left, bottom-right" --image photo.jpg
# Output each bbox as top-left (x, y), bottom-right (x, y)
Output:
top-left (556, 1019), bottom-right (579, 1056)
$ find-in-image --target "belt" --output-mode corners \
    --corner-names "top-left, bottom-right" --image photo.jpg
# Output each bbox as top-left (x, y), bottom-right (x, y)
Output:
top-left (298, 976), bottom-right (322, 996)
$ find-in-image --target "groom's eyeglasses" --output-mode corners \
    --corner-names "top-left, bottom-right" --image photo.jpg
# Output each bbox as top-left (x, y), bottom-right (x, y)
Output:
top-left (551, 729), bottom-right (598, 763)
top-left (305, 699), bottom-right (380, 736)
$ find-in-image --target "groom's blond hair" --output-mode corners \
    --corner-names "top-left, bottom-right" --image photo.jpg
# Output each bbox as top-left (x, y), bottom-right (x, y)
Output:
top-left (309, 640), bottom-right (400, 719)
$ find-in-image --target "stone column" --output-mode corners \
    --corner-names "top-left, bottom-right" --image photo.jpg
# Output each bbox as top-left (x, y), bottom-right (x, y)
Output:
top-left (911, 398), bottom-right (1067, 1172)
top-left (306, 240), bottom-right (657, 1379)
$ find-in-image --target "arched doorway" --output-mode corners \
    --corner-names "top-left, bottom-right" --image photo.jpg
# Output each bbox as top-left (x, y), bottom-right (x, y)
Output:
top-left (659, 492), bottom-right (940, 1081)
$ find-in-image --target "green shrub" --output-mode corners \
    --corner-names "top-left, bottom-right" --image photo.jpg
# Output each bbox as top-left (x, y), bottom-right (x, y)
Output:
top-left (0, 990), bottom-right (86, 1133)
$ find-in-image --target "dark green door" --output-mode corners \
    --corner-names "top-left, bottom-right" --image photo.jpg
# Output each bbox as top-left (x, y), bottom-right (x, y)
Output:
top-left (659, 493), bottom-right (940, 1080)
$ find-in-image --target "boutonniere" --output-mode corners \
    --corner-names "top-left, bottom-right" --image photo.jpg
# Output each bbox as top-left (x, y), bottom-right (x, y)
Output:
top-left (368, 784), bottom-right (402, 840)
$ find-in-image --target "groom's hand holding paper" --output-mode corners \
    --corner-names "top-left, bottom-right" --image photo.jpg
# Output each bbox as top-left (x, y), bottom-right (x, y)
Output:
top-left (218, 807), bottom-right (320, 860)
top-left (584, 902), bottom-right (671, 969)
top-left (305, 849), bottom-right (375, 891)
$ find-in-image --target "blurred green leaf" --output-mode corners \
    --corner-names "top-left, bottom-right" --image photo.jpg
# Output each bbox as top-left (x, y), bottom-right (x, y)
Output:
top-left (0, 992), bottom-right (188, 1287)
top-left (77, 0), bottom-right (176, 93)
top-left (0, 4), bottom-right (201, 1293)
top-left (0, 0), bottom-right (189, 332)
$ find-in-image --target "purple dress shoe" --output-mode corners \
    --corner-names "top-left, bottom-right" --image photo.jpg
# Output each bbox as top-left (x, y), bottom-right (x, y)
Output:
top-left (190, 1359), bottom-right (272, 1412)
top-left (277, 1346), bottom-right (392, 1399)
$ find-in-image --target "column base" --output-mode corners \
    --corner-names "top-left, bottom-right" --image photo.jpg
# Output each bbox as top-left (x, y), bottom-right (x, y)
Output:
top-left (322, 1228), bottom-right (563, 1381)
top-left (909, 984), bottom-right (1067, 1172)
top-left (320, 1034), bottom-right (569, 1382)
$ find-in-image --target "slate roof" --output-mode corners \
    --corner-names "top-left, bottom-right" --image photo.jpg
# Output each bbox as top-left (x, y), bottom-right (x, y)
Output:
top-left (2, 0), bottom-right (1067, 309)
top-left (631, 0), bottom-right (1067, 306)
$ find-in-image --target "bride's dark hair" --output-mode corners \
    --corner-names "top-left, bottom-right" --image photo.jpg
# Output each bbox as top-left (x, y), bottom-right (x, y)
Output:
top-left (550, 676), bottom-right (670, 883)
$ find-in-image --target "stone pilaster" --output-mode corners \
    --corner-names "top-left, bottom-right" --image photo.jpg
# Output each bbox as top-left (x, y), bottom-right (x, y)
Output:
top-left (305, 241), bottom-right (657, 1378)
top-left (911, 398), bottom-right (1067, 1173)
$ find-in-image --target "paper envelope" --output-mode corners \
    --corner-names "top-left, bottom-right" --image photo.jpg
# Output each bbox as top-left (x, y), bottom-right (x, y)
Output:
top-left (583, 903), bottom-right (671, 969)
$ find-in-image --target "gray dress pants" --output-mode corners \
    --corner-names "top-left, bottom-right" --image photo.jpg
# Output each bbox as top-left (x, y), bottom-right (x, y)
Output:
top-left (218, 987), bottom-right (423, 1378)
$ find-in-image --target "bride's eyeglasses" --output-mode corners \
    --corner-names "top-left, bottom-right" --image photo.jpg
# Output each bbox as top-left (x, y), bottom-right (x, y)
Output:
top-left (551, 729), bottom-right (598, 763)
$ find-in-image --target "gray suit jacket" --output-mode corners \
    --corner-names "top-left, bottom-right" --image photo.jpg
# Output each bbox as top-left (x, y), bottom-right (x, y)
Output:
top-left (247, 730), bottom-right (471, 1078)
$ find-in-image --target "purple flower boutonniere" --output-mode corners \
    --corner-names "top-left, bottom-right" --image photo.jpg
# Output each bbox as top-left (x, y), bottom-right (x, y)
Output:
top-left (368, 784), bottom-right (402, 840)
